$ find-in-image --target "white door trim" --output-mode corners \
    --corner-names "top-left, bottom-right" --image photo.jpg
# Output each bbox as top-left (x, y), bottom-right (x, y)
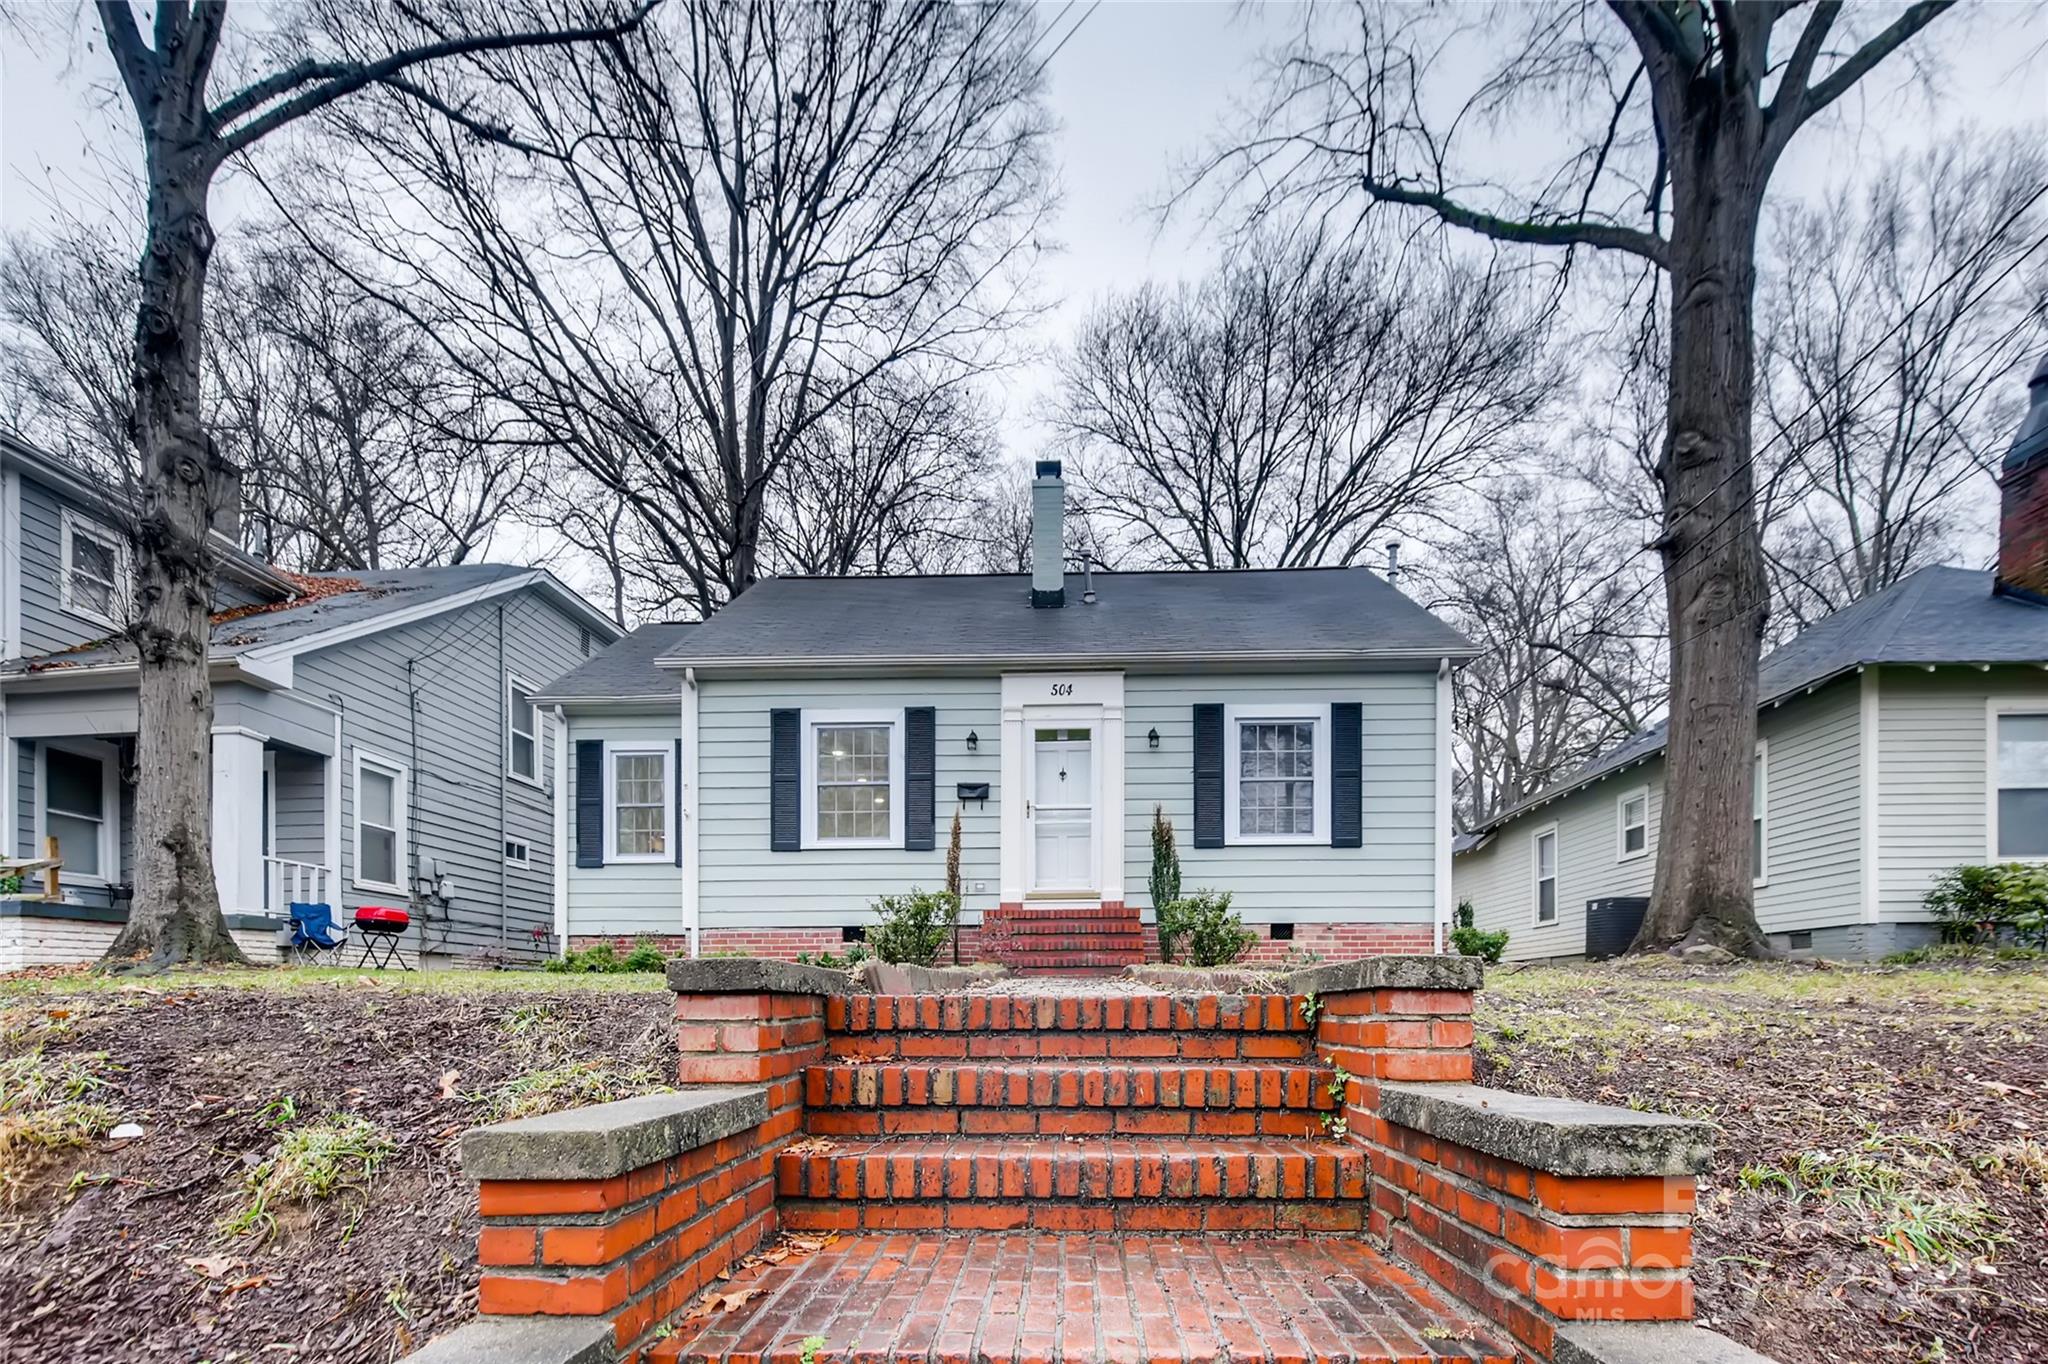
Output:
top-left (998, 672), bottom-right (1124, 906)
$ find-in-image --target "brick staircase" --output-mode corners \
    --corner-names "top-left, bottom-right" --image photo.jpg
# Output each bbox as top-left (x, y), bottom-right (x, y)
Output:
top-left (981, 903), bottom-right (1147, 975)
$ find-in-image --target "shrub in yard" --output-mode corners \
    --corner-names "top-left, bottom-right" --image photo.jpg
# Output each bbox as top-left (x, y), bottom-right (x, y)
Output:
top-left (1924, 863), bottom-right (2048, 949)
top-left (545, 939), bottom-right (670, 973)
top-left (868, 889), bottom-right (960, 966)
top-left (1149, 805), bottom-right (1181, 914)
top-left (1450, 923), bottom-right (1510, 964)
top-left (1157, 890), bottom-right (1254, 967)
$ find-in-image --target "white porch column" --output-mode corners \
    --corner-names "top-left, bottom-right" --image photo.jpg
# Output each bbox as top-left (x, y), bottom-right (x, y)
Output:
top-left (211, 727), bottom-right (267, 916)
top-left (998, 703), bottom-right (1025, 905)
top-left (1100, 703), bottom-right (1126, 905)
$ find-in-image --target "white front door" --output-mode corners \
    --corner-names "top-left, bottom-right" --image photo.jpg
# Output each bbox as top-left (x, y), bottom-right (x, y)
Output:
top-left (1029, 727), bottom-right (1095, 893)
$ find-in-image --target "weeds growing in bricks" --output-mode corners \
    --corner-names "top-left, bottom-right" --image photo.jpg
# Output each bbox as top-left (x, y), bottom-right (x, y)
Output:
top-left (220, 1113), bottom-right (394, 1242)
top-left (1320, 1065), bottom-right (1353, 1140)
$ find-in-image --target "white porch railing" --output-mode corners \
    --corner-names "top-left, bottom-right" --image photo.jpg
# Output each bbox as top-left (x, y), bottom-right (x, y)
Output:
top-left (265, 857), bottom-right (334, 912)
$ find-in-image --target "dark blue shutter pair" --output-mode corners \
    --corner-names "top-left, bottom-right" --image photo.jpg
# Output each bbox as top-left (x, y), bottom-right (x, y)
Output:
top-left (1191, 702), bottom-right (1362, 848)
top-left (770, 707), bottom-right (936, 851)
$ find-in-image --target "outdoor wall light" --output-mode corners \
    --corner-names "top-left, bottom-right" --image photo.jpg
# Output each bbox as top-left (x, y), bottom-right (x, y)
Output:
top-left (966, 730), bottom-right (979, 752)
top-left (1147, 727), bottom-right (1160, 749)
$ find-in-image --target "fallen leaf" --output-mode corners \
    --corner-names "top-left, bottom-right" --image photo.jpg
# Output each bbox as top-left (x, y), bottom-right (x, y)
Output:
top-left (185, 1256), bottom-right (236, 1279)
top-left (437, 1070), bottom-right (461, 1100)
top-left (224, 1274), bottom-right (269, 1295)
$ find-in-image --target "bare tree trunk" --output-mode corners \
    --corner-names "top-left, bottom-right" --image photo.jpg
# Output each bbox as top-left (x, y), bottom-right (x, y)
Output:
top-left (106, 143), bottom-right (248, 968)
top-left (1633, 96), bottom-right (1771, 957)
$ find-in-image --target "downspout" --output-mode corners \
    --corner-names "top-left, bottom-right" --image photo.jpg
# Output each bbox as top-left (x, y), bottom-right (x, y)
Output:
top-left (684, 666), bottom-right (700, 959)
top-left (551, 703), bottom-right (568, 958)
top-left (497, 604), bottom-right (507, 951)
top-left (1435, 656), bottom-right (1454, 955)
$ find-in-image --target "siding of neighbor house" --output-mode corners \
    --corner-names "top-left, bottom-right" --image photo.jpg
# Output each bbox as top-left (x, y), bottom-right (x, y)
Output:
top-left (1879, 664), bottom-right (2048, 919)
top-left (291, 591), bottom-right (590, 960)
top-left (563, 713), bottom-right (688, 935)
top-left (562, 668), bottom-right (1444, 938)
top-left (1458, 680), bottom-right (1864, 957)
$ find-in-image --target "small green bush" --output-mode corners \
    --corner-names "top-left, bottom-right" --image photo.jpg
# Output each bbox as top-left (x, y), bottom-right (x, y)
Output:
top-left (1450, 924), bottom-right (1509, 964)
top-left (1924, 863), bottom-right (2048, 950)
top-left (796, 943), bottom-right (872, 970)
top-left (1157, 890), bottom-right (1254, 967)
top-left (868, 889), bottom-right (960, 966)
top-left (545, 939), bottom-right (670, 974)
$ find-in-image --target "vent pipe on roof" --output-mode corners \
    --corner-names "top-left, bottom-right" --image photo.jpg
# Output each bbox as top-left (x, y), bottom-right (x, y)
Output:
top-left (1996, 354), bottom-right (2048, 602)
top-left (1385, 541), bottom-right (1402, 593)
top-left (1030, 459), bottom-right (1065, 608)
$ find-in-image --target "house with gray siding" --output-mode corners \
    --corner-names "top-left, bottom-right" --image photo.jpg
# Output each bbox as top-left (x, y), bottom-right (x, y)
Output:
top-left (540, 461), bottom-right (1470, 967)
top-left (1456, 357), bottom-right (2048, 961)
top-left (0, 434), bottom-right (623, 969)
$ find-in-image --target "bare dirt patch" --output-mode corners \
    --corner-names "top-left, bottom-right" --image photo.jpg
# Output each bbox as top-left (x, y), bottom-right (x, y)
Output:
top-left (1476, 957), bottom-right (2048, 1364)
top-left (0, 969), bottom-right (673, 1364)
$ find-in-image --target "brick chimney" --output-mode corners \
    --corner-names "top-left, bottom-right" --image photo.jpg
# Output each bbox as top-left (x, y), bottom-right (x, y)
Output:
top-left (1030, 459), bottom-right (1065, 608)
top-left (1997, 354), bottom-right (2048, 602)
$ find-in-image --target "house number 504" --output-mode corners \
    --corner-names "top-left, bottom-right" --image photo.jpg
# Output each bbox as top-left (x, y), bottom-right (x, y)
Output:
top-left (1049, 683), bottom-right (1074, 697)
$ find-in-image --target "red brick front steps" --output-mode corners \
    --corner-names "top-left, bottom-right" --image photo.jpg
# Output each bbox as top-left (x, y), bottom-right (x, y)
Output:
top-left (405, 957), bottom-right (1780, 1364)
top-left (982, 902), bottom-right (1146, 975)
top-left (655, 1233), bottom-right (1516, 1364)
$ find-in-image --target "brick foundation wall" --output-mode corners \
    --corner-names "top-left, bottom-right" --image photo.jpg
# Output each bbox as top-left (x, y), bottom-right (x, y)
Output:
top-left (475, 1121), bottom-right (778, 1360)
top-left (1236, 924), bottom-right (1436, 964)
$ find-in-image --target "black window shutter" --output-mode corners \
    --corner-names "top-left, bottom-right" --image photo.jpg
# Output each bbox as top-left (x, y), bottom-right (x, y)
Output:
top-left (1331, 702), bottom-right (1363, 849)
top-left (1192, 703), bottom-right (1225, 849)
top-left (904, 706), bottom-right (936, 851)
top-left (674, 737), bottom-right (685, 867)
top-left (574, 740), bottom-right (604, 868)
top-left (770, 709), bottom-right (801, 851)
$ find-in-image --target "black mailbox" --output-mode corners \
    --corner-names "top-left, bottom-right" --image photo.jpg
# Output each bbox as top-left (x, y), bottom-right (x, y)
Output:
top-left (955, 782), bottom-right (990, 806)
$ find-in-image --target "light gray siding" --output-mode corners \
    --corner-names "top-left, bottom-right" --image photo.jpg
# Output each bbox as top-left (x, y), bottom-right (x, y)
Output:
top-left (563, 712), bottom-right (683, 936)
top-left (292, 591), bottom-right (590, 961)
top-left (1458, 679), bottom-right (1866, 958)
top-left (1124, 672), bottom-right (1439, 923)
top-left (696, 677), bottom-right (1001, 928)
top-left (1879, 665), bottom-right (2048, 919)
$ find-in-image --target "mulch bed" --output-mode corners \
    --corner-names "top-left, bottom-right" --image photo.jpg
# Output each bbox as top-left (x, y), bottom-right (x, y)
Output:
top-left (1476, 959), bottom-right (2048, 1364)
top-left (0, 977), bottom-right (675, 1363)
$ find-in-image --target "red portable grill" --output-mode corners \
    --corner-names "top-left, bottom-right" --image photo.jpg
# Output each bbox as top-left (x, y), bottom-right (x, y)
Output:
top-left (352, 905), bottom-right (412, 970)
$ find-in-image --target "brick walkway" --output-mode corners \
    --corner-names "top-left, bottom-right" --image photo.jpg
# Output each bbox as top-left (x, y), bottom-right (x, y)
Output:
top-left (656, 1234), bottom-right (1515, 1364)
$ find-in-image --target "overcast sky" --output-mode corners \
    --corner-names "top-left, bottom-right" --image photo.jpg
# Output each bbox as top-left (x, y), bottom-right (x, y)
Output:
top-left (2, 2), bottom-right (2044, 595)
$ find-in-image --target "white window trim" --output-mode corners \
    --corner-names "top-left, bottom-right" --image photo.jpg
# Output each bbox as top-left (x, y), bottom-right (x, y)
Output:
top-left (1616, 785), bottom-right (1650, 863)
top-left (504, 838), bottom-right (532, 868)
top-left (505, 672), bottom-right (542, 787)
top-left (351, 747), bottom-right (410, 896)
top-left (799, 709), bottom-right (905, 850)
top-left (35, 739), bottom-right (119, 886)
top-left (1223, 703), bottom-right (1332, 846)
top-left (58, 507), bottom-right (128, 629)
top-left (1531, 823), bottom-right (1559, 927)
top-left (1988, 700), bottom-right (2048, 864)
top-left (1752, 738), bottom-right (1770, 889)
top-left (603, 741), bottom-right (675, 864)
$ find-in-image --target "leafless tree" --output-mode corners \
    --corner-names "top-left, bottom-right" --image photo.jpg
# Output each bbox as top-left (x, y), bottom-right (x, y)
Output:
top-left (1052, 230), bottom-right (1557, 569)
top-left (68, 0), bottom-right (655, 969)
top-left (1192, 1), bottom-right (1965, 954)
top-left (283, 0), bottom-right (1052, 619)
top-left (1756, 129), bottom-right (2048, 629)
top-left (1421, 476), bottom-right (1666, 827)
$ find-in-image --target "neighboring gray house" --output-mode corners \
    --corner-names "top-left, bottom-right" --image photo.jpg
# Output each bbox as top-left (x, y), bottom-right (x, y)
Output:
top-left (1, 435), bottom-right (623, 969)
top-left (540, 461), bottom-right (1472, 966)
top-left (1456, 359), bottom-right (2048, 961)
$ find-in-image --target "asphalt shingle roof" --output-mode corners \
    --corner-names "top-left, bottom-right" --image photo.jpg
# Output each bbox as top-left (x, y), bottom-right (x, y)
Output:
top-left (657, 567), bottom-right (1473, 669)
top-left (4, 565), bottom-right (536, 671)
top-left (1468, 566), bottom-right (2048, 837)
top-left (534, 622), bottom-right (694, 702)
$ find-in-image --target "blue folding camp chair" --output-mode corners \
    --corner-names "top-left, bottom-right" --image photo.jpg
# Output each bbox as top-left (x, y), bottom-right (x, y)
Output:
top-left (288, 902), bottom-right (347, 966)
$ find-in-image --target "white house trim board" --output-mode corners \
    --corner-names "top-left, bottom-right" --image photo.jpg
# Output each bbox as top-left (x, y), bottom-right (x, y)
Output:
top-left (211, 726), bottom-right (267, 915)
top-left (552, 704), bottom-right (570, 957)
top-left (681, 675), bottom-right (701, 958)
top-left (798, 709), bottom-right (906, 851)
top-left (1987, 695), bottom-right (2048, 864)
top-left (1753, 738), bottom-right (1770, 889)
top-left (1860, 667), bottom-right (1881, 922)
top-left (998, 671), bottom-right (1125, 907)
top-left (351, 747), bottom-right (411, 897)
top-left (1435, 660), bottom-right (1453, 953)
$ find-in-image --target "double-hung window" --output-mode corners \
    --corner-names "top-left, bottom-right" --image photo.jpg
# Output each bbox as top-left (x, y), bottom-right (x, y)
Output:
top-left (1994, 710), bottom-right (2048, 860)
top-left (506, 675), bottom-right (539, 784)
top-left (802, 712), bottom-right (902, 848)
top-left (1617, 787), bottom-right (1648, 861)
top-left (60, 508), bottom-right (125, 626)
top-left (42, 744), bottom-right (111, 880)
top-left (1225, 706), bottom-right (1331, 844)
top-left (606, 745), bottom-right (672, 861)
top-left (1752, 742), bottom-right (1769, 886)
top-left (1532, 826), bottom-right (1559, 925)
top-left (353, 751), bottom-right (408, 893)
